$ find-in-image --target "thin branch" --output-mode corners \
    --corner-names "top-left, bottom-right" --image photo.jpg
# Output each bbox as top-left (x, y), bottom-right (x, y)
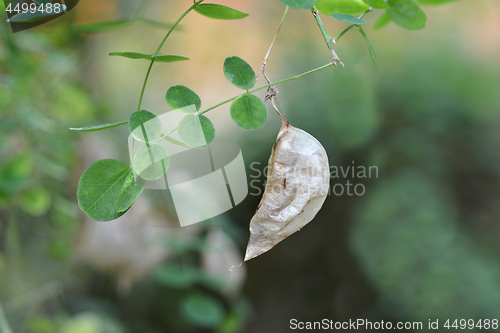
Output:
top-left (256, 6), bottom-right (289, 82)
top-left (137, 0), bottom-right (204, 111)
top-left (311, 6), bottom-right (344, 67)
top-left (200, 62), bottom-right (334, 115)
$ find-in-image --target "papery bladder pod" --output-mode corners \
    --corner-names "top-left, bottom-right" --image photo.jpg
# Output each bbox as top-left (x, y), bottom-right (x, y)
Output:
top-left (244, 112), bottom-right (330, 261)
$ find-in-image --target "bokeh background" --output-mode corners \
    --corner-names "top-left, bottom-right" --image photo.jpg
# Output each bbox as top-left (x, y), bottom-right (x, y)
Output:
top-left (2, 0), bottom-right (500, 332)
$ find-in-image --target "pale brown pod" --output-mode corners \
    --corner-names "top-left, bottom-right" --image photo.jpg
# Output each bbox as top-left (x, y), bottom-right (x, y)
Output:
top-left (244, 115), bottom-right (330, 261)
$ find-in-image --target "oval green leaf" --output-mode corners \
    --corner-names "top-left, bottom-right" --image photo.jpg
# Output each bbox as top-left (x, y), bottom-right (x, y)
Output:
top-left (280, 0), bottom-right (317, 9)
top-left (178, 114), bottom-right (215, 148)
top-left (77, 159), bottom-right (143, 222)
top-left (330, 13), bottom-right (366, 24)
top-left (223, 56), bottom-right (256, 90)
top-left (129, 110), bottom-right (162, 143)
top-left (166, 85), bottom-right (201, 112)
top-left (194, 4), bottom-right (248, 20)
top-left (8, 4), bottom-right (66, 23)
top-left (363, 0), bottom-right (390, 9)
top-left (132, 144), bottom-right (170, 181)
top-left (316, 0), bottom-right (368, 15)
top-left (230, 94), bottom-right (267, 130)
top-left (387, 0), bottom-right (427, 30)
top-left (181, 294), bottom-right (225, 328)
top-left (109, 52), bottom-right (189, 63)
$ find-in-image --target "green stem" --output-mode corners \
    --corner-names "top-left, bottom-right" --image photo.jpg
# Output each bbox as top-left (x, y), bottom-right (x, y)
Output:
top-left (257, 6), bottom-right (289, 79)
top-left (72, 63), bottom-right (335, 130)
top-left (311, 6), bottom-right (343, 66)
top-left (136, 0), bottom-right (204, 111)
top-left (201, 62), bottom-right (334, 115)
top-left (137, 60), bottom-right (155, 112)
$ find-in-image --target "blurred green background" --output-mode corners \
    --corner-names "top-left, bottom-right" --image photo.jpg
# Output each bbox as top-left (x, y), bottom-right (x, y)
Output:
top-left (1, 0), bottom-right (500, 332)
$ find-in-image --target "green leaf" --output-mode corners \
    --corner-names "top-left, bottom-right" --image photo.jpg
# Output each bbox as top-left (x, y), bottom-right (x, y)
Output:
top-left (166, 85), bottom-right (201, 112)
top-left (374, 11), bottom-right (392, 29)
top-left (70, 120), bottom-right (128, 132)
top-left (181, 294), bottom-right (225, 328)
top-left (132, 144), bottom-right (170, 181)
top-left (280, 0), bottom-right (317, 10)
top-left (316, 0), bottom-right (368, 15)
top-left (8, 4), bottom-right (66, 23)
top-left (73, 20), bottom-right (131, 34)
top-left (230, 94), bottom-right (267, 130)
top-left (418, 0), bottom-right (458, 4)
top-left (155, 265), bottom-right (199, 288)
top-left (223, 57), bottom-right (256, 90)
top-left (330, 13), bottom-right (366, 24)
top-left (77, 159), bottom-right (143, 221)
top-left (387, 0), bottom-right (427, 30)
top-left (178, 114), bottom-right (215, 148)
top-left (129, 110), bottom-right (162, 143)
top-left (362, 0), bottom-right (390, 9)
top-left (155, 55), bottom-right (189, 63)
top-left (109, 52), bottom-right (189, 62)
top-left (116, 172), bottom-right (143, 213)
top-left (194, 4), bottom-right (248, 20)
top-left (358, 27), bottom-right (378, 71)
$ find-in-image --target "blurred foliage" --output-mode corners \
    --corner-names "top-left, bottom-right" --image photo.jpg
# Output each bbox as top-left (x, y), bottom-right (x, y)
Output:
top-left (0, 3), bottom-right (249, 333)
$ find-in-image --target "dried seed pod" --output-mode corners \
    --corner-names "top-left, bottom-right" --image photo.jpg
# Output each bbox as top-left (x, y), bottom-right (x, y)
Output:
top-left (244, 115), bottom-right (330, 261)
